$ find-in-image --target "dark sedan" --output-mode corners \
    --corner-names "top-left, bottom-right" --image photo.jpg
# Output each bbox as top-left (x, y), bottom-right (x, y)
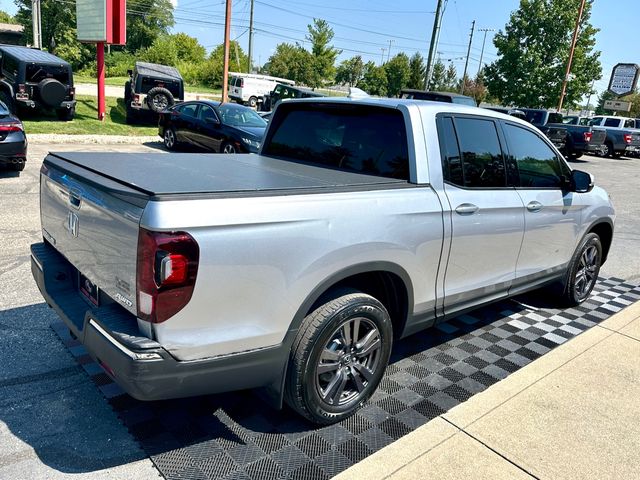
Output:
top-left (0, 101), bottom-right (27, 172)
top-left (158, 100), bottom-right (267, 153)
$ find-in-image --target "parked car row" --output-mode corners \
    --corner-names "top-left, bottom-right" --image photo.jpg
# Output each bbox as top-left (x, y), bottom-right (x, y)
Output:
top-left (0, 99), bottom-right (27, 171)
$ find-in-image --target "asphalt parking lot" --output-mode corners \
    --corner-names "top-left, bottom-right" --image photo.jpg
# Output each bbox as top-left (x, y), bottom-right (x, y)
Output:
top-left (0, 144), bottom-right (638, 479)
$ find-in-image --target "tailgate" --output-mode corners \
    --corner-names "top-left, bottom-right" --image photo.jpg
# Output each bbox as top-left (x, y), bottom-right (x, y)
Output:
top-left (591, 128), bottom-right (606, 145)
top-left (544, 126), bottom-right (567, 146)
top-left (40, 155), bottom-right (147, 314)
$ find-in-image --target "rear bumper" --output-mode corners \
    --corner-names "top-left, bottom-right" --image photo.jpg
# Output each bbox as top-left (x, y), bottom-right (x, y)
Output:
top-left (16, 98), bottom-right (76, 110)
top-left (30, 241), bottom-right (287, 401)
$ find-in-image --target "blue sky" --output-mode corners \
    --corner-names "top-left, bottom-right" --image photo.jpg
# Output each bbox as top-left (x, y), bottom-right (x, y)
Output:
top-left (1, 0), bottom-right (634, 95)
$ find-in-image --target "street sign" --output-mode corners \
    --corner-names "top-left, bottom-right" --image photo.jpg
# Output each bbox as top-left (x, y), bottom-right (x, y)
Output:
top-left (608, 63), bottom-right (639, 97)
top-left (76, 0), bottom-right (126, 44)
top-left (604, 100), bottom-right (632, 112)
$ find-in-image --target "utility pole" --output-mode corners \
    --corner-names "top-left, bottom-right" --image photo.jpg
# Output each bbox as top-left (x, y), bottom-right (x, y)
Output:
top-left (380, 48), bottom-right (386, 66)
top-left (387, 39), bottom-right (394, 63)
top-left (557, 0), bottom-right (587, 111)
top-left (221, 0), bottom-right (232, 103)
top-left (476, 28), bottom-right (495, 77)
top-left (461, 20), bottom-right (475, 94)
top-left (424, 0), bottom-right (444, 89)
top-left (31, 0), bottom-right (42, 49)
top-left (247, 0), bottom-right (254, 73)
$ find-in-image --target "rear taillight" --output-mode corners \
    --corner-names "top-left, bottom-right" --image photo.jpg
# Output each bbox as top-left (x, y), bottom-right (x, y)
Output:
top-left (583, 131), bottom-right (592, 142)
top-left (69, 87), bottom-right (75, 98)
top-left (17, 84), bottom-right (26, 93)
top-left (0, 121), bottom-right (23, 133)
top-left (240, 78), bottom-right (244, 87)
top-left (133, 94), bottom-right (140, 102)
top-left (624, 134), bottom-right (632, 144)
top-left (136, 228), bottom-right (199, 323)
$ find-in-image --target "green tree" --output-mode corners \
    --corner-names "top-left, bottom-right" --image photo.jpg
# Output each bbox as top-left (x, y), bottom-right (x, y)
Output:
top-left (408, 52), bottom-right (426, 90)
top-left (358, 61), bottom-right (387, 96)
top-left (306, 19), bottom-right (341, 88)
top-left (385, 53), bottom-right (411, 97)
top-left (0, 10), bottom-right (16, 23)
top-left (172, 33), bottom-right (206, 64)
top-left (140, 35), bottom-right (179, 66)
top-left (265, 43), bottom-right (312, 84)
top-left (428, 59), bottom-right (447, 90)
top-left (125, 0), bottom-right (175, 52)
top-left (14, 0), bottom-right (92, 68)
top-left (444, 63), bottom-right (458, 91)
top-left (594, 90), bottom-right (615, 115)
top-left (485, 0), bottom-right (601, 108)
top-left (335, 55), bottom-right (365, 87)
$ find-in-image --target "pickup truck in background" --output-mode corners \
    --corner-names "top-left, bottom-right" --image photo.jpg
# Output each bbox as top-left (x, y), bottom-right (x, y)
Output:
top-left (519, 109), bottom-right (606, 159)
top-left (31, 98), bottom-right (614, 424)
top-left (517, 109), bottom-right (568, 151)
top-left (586, 116), bottom-right (640, 158)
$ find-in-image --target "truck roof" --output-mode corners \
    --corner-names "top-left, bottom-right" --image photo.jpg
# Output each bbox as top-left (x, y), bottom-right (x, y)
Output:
top-left (0, 44), bottom-right (70, 66)
top-left (135, 61), bottom-right (182, 81)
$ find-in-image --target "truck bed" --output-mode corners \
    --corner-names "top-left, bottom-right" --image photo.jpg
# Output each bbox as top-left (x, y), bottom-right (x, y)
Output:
top-left (46, 152), bottom-right (408, 199)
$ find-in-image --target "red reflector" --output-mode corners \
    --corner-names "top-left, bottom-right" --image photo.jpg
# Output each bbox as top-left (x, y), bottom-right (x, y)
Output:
top-left (624, 134), bottom-right (632, 144)
top-left (583, 131), bottom-right (592, 142)
top-left (18, 83), bottom-right (25, 93)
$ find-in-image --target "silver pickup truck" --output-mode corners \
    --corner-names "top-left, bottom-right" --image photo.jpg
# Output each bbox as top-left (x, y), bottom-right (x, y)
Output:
top-left (31, 98), bottom-right (614, 424)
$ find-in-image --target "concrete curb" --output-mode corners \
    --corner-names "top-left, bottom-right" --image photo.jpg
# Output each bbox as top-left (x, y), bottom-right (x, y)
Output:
top-left (27, 134), bottom-right (161, 145)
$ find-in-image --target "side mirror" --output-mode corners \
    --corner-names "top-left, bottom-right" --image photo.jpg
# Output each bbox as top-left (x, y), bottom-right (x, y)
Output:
top-left (570, 169), bottom-right (594, 193)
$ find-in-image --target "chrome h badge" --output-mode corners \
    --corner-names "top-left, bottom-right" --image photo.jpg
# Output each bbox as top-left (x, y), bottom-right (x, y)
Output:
top-left (67, 211), bottom-right (79, 237)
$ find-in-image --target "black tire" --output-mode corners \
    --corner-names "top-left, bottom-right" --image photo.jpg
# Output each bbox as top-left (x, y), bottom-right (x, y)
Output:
top-left (602, 141), bottom-right (614, 158)
top-left (0, 90), bottom-right (14, 113)
top-left (146, 87), bottom-right (174, 113)
top-left (11, 160), bottom-right (25, 172)
top-left (558, 233), bottom-right (602, 307)
top-left (248, 96), bottom-right (258, 108)
top-left (612, 150), bottom-right (622, 159)
top-left (284, 289), bottom-right (393, 425)
top-left (221, 142), bottom-right (237, 154)
top-left (56, 107), bottom-right (75, 121)
top-left (163, 127), bottom-right (178, 150)
top-left (124, 80), bottom-right (131, 104)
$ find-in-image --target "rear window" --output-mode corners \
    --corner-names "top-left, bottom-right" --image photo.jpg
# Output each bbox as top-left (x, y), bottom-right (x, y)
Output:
top-left (26, 64), bottom-right (69, 84)
top-left (547, 113), bottom-right (563, 124)
top-left (604, 118), bottom-right (620, 127)
top-left (523, 110), bottom-right (545, 124)
top-left (264, 105), bottom-right (410, 180)
top-left (451, 96), bottom-right (476, 107)
top-left (140, 76), bottom-right (180, 97)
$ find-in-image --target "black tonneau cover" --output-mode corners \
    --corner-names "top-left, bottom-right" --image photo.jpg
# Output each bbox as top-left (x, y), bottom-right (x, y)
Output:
top-left (45, 152), bottom-right (408, 199)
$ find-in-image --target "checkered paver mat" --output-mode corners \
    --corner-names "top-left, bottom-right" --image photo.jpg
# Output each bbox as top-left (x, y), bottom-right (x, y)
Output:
top-left (52, 277), bottom-right (640, 480)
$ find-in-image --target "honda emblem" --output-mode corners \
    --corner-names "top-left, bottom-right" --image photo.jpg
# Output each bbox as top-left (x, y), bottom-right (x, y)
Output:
top-left (66, 211), bottom-right (79, 237)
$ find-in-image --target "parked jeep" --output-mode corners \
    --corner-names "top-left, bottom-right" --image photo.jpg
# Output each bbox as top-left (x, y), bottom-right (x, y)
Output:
top-left (0, 45), bottom-right (76, 120)
top-left (125, 62), bottom-right (184, 124)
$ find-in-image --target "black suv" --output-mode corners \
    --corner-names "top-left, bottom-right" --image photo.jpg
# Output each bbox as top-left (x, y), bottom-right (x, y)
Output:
top-left (0, 45), bottom-right (76, 120)
top-left (125, 62), bottom-right (184, 124)
top-left (260, 84), bottom-right (325, 112)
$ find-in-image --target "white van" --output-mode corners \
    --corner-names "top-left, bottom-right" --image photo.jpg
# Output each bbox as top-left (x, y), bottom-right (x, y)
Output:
top-left (228, 72), bottom-right (295, 108)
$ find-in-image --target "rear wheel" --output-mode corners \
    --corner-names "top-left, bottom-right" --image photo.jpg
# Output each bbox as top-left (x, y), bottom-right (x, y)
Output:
top-left (221, 142), bottom-right (237, 154)
top-left (248, 96), bottom-right (258, 108)
top-left (56, 107), bottom-right (75, 121)
top-left (558, 233), bottom-right (602, 306)
top-left (602, 141), bottom-right (614, 158)
top-left (163, 127), bottom-right (178, 150)
top-left (284, 290), bottom-right (393, 424)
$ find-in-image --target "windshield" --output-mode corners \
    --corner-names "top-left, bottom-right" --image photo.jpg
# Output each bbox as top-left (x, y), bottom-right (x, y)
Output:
top-left (218, 104), bottom-right (267, 127)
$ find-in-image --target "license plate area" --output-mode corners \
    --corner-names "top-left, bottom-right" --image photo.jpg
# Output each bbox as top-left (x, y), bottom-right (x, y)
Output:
top-left (78, 272), bottom-right (99, 306)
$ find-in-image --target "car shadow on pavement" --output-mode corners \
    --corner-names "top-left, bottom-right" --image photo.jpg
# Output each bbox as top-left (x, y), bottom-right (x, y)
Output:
top-left (0, 303), bottom-right (149, 474)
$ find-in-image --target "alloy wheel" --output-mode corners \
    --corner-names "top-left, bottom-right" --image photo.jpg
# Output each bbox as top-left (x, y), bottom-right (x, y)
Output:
top-left (153, 94), bottom-right (169, 110)
top-left (164, 129), bottom-right (175, 149)
top-left (575, 245), bottom-right (599, 300)
top-left (315, 317), bottom-right (382, 406)
top-left (223, 144), bottom-right (236, 153)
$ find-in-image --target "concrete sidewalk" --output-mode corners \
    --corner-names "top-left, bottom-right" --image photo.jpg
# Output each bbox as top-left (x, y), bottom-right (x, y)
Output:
top-left (335, 301), bottom-right (640, 480)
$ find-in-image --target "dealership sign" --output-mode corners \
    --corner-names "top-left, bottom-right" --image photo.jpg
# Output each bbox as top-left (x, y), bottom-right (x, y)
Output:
top-left (604, 100), bottom-right (632, 112)
top-left (76, 0), bottom-right (126, 45)
top-left (607, 63), bottom-right (639, 97)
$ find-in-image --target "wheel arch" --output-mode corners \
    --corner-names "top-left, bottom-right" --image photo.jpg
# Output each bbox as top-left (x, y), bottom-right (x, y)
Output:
top-left (264, 262), bottom-right (414, 409)
top-left (587, 219), bottom-right (613, 263)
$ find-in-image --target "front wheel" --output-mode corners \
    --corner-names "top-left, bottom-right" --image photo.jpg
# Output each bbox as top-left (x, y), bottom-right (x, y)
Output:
top-left (559, 233), bottom-right (602, 306)
top-left (248, 96), bottom-right (258, 108)
top-left (284, 290), bottom-right (393, 425)
top-left (221, 142), bottom-right (237, 154)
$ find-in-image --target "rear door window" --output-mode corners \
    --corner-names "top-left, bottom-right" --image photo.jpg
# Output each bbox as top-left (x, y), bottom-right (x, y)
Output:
top-left (604, 118), bottom-right (621, 127)
top-left (180, 103), bottom-right (199, 118)
top-left (452, 117), bottom-right (507, 188)
top-left (264, 105), bottom-right (409, 180)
